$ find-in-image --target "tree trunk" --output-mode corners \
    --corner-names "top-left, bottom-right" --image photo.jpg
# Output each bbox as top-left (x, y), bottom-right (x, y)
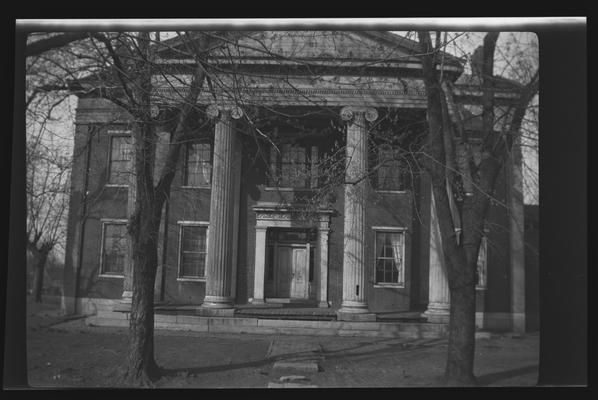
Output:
top-left (444, 246), bottom-right (478, 385)
top-left (33, 246), bottom-right (51, 303)
top-left (33, 249), bottom-right (50, 303)
top-left (122, 207), bottom-right (162, 386)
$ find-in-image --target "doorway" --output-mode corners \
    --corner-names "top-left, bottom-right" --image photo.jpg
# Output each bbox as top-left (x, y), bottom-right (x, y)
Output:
top-left (265, 228), bottom-right (315, 300)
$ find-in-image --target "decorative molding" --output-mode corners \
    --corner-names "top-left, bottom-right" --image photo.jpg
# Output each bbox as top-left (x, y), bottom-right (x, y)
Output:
top-left (206, 104), bottom-right (244, 120)
top-left (340, 106), bottom-right (378, 123)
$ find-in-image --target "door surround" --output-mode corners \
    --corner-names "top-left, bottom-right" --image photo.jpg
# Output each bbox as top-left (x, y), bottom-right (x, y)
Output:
top-left (251, 202), bottom-right (333, 307)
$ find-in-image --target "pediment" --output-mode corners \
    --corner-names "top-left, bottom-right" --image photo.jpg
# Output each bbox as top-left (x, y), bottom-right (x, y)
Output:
top-left (157, 31), bottom-right (461, 69)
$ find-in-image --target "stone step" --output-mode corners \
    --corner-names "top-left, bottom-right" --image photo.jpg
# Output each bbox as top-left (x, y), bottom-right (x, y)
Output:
top-left (87, 313), bottom-right (448, 339)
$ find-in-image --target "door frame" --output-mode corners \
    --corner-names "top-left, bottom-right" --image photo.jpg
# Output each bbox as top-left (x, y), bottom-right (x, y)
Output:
top-left (252, 203), bottom-right (333, 307)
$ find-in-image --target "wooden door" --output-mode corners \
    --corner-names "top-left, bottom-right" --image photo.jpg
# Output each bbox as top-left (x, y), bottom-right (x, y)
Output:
top-left (290, 247), bottom-right (308, 299)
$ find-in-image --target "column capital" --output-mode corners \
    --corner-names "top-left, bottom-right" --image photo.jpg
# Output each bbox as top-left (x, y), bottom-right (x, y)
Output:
top-left (340, 106), bottom-right (378, 123)
top-left (206, 104), bottom-right (244, 120)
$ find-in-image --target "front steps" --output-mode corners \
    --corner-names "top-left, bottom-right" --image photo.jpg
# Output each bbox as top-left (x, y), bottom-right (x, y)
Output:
top-left (85, 309), bottom-right (448, 339)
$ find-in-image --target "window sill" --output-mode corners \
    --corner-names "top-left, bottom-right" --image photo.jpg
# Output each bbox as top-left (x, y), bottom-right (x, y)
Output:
top-left (98, 274), bottom-right (124, 279)
top-left (375, 189), bottom-right (408, 194)
top-left (104, 184), bottom-right (129, 188)
top-left (180, 186), bottom-right (211, 190)
top-left (177, 277), bottom-right (206, 282)
top-left (374, 284), bottom-right (405, 289)
top-left (476, 286), bottom-right (487, 291)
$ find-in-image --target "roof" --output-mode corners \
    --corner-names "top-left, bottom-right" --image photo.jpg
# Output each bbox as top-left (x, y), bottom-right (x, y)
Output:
top-left (155, 30), bottom-right (464, 74)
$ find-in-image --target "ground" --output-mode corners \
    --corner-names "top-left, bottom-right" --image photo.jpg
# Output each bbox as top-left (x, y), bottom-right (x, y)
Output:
top-left (25, 295), bottom-right (539, 388)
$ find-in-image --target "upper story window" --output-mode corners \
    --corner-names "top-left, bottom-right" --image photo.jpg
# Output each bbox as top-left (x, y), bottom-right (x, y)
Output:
top-left (372, 144), bottom-right (409, 191)
top-left (178, 224), bottom-right (208, 279)
top-left (476, 236), bottom-right (488, 289)
top-left (268, 143), bottom-right (319, 189)
top-left (100, 221), bottom-right (128, 276)
top-left (374, 229), bottom-right (405, 286)
top-left (183, 142), bottom-right (212, 187)
top-left (108, 135), bottom-right (133, 185)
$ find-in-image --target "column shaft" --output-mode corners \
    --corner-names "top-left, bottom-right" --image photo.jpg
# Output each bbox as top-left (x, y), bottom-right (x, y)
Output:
top-left (252, 227), bottom-right (267, 304)
top-left (203, 111), bottom-right (238, 308)
top-left (122, 134), bottom-right (136, 303)
top-left (340, 111), bottom-right (369, 312)
top-left (423, 190), bottom-right (451, 323)
top-left (317, 228), bottom-right (330, 308)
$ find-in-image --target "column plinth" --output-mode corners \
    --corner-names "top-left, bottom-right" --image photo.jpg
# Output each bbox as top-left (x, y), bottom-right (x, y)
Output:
top-left (423, 190), bottom-right (451, 323)
top-left (337, 106), bottom-right (377, 320)
top-left (201, 106), bottom-right (243, 310)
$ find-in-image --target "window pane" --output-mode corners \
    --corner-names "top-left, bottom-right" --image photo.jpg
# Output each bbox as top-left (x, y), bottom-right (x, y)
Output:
top-left (375, 231), bottom-right (404, 285)
top-left (102, 224), bottom-right (127, 274)
top-left (185, 143), bottom-right (212, 186)
top-left (376, 146), bottom-right (404, 190)
top-left (109, 136), bottom-right (132, 184)
top-left (272, 143), bottom-right (315, 189)
top-left (179, 226), bottom-right (207, 278)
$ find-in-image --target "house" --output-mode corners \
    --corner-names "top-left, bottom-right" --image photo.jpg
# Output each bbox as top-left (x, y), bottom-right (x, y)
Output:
top-left (61, 31), bottom-right (536, 332)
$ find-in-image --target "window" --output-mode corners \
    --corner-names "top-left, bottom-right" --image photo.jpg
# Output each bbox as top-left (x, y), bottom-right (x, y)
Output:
top-left (184, 142), bottom-right (212, 187)
top-left (178, 224), bottom-right (208, 279)
top-left (374, 229), bottom-right (405, 286)
top-left (100, 222), bottom-right (128, 276)
top-left (373, 145), bottom-right (408, 191)
top-left (476, 236), bottom-right (488, 289)
top-left (268, 143), bottom-right (319, 188)
top-left (108, 136), bottom-right (133, 185)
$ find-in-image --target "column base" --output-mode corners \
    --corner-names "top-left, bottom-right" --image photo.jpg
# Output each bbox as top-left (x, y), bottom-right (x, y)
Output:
top-left (337, 311), bottom-right (376, 322)
top-left (113, 291), bottom-right (133, 312)
top-left (422, 304), bottom-right (450, 324)
top-left (201, 295), bottom-right (234, 309)
top-left (337, 300), bottom-right (375, 321)
top-left (318, 301), bottom-right (330, 308)
top-left (249, 298), bottom-right (265, 305)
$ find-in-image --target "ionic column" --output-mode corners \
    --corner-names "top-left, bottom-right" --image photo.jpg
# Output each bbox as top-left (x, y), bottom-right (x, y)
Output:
top-left (338, 106), bottom-right (378, 318)
top-left (423, 190), bottom-right (451, 323)
top-left (121, 134), bottom-right (136, 304)
top-left (251, 226), bottom-right (268, 304)
top-left (201, 105), bottom-right (243, 309)
top-left (317, 227), bottom-right (330, 308)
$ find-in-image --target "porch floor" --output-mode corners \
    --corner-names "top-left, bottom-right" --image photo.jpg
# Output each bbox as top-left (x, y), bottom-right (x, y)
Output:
top-left (153, 302), bottom-right (426, 322)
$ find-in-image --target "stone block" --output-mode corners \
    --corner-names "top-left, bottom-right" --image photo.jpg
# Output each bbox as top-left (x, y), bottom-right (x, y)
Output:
top-left (176, 315), bottom-right (208, 325)
top-left (208, 317), bottom-right (258, 327)
top-left (154, 314), bottom-right (177, 324)
top-left (195, 308), bottom-right (236, 317)
top-left (257, 319), bottom-right (319, 329)
top-left (336, 321), bottom-right (378, 331)
top-left (336, 311), bottom-right (377, 322)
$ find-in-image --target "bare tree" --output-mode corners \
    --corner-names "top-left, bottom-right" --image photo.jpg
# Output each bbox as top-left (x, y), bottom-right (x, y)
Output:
top-left (25, 30), bottom-right (539, 387)
top-left (416, 30), bottom-right (538, 385)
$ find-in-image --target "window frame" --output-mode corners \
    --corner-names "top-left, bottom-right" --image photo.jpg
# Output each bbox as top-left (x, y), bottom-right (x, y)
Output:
top-left (182, 141), bottom-right (213, 189)
top-left (99, 219), bottom-right (128, 278)
top-left (266, 141), bottom-right (320, 190)
top-left (176, 221), bottom-right (210, 281)
top-left (372, 226), bottom-right (407, 288)
top-left (106, 131), bottom-right (133, 187)
top-left (371, 144), bottom-right (409, 193)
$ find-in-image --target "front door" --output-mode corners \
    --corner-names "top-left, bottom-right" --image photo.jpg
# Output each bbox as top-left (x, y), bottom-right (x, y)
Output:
top-left (275, 244), bottom-right (309, 299)
top-left (290, 246), bottom-right (308, 298)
